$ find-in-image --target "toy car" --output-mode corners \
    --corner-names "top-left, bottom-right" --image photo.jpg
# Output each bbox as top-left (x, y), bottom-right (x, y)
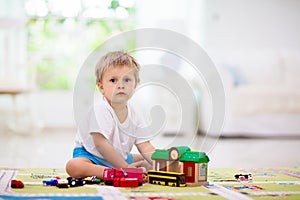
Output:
top-left (67, 177), bottom-right (86, 187)
top-left (84, 176), bottom-right (101, 184)
top-left (52, 176), bottom-right (61, 180)
top-left (43, 179), bottom-right (58, 186)
top-left (11, 180), bottom-right (24, 188)
top-left (234, 174), bottom-right (252, 182)
top-left (56, 179), bottom-right (69, 188)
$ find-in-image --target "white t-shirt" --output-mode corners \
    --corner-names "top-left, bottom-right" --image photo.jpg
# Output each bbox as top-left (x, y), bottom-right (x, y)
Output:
top-left (74, 96), bottom-right (151, 161)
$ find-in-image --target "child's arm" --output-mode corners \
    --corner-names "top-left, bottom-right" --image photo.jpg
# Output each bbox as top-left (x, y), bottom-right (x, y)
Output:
top-left (136, 141), bottom-right (155, 165)
top-left (91, 132), bottom-right (143, 168)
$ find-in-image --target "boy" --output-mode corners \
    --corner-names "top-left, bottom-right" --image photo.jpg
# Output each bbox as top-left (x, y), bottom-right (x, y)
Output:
top-left (66, 51), bottom-right (155, 179)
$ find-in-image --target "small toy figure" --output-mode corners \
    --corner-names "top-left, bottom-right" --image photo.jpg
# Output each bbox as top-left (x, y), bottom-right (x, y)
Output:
top-left (234, 174), bottom-right (253, 182)
top-left (67, 177), bottom-right (86, 187)
top-left (11, 180), bottom-right (24, 188)
top-left (103, 168), bottom-right (143, 186)
top-left (56, 179), bottom-right (69, 188)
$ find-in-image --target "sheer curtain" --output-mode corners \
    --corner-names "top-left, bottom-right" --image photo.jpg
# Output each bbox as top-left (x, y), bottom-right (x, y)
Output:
top-left (0, 0), bottom-right (31, 93)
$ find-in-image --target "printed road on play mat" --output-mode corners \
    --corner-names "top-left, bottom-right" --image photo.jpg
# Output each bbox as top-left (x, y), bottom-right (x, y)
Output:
top-left (1, 167), bottom-right (300, 200)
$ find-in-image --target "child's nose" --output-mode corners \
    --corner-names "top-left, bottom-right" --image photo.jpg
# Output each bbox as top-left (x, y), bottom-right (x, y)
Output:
top-left (117, 81), bottom-right (125, 89)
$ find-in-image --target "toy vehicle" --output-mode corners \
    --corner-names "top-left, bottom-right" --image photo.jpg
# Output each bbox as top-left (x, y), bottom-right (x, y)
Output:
top-left (113, 177), bottom-right (139, 187)
top-left (11, 180), bottom-right (24, 188)
top-left (147, 170), bottom-right (186, 187)
top-left (52, 176), bottom-right (61, 180)
top-left (103, 168), bottom-right (143, 186)
top-left (67, 177), bottom-right (86, 187)
top-left (56, 179), bottom-right (69, 188)
top-left (234, 174), bottom-right (252, 182)
top-left (84, 176), bottom-right (101, 184)
top-left (43, 179), bottom-right (58, 186)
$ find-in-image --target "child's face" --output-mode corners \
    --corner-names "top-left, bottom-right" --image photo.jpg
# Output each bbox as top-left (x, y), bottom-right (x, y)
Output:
top-left (97, 65), bottom-right (137, 105)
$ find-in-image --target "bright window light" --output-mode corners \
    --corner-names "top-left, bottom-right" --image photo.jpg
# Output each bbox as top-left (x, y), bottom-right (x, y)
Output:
top-left (115, 7), bottom-right (128, 19)
top-left (25, 0), bottom-right (48, 17)
top-left (25, 0), bottom-right (137, 90)
top-left (119, 0), bottom-right (135, 8)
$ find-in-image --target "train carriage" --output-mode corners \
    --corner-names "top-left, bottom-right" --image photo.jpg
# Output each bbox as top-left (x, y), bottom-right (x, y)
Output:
top-left (147, 170), bottom-right (186, 187)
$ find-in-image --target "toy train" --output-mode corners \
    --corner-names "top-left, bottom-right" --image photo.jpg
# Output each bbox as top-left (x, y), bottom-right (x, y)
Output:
top-left (147, 170), bottom-right (186, 187)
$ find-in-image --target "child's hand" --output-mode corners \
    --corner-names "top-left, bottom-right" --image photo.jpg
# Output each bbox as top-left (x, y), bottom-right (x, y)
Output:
top-left (139, 167), bottom-right (147, 183)
top-left (127, 161), bottom-right (148, 183)
top-left (127, 160), bottom-right (144, 168)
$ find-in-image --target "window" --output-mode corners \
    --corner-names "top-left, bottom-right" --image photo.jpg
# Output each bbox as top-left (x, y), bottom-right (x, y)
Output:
top-left (200, 164), bottom-right (206, 176)
top-left (187, 166), bottom-right (192, 177)
top-left (25, 0), bottom-right (136, 90)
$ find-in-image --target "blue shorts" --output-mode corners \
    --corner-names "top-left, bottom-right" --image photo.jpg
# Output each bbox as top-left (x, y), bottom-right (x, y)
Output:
top-left (72, 146), bottom-right (134, 168)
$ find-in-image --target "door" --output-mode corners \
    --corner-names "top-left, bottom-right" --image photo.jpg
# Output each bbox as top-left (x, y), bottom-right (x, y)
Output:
top-left (183, 162), bottom-right (195, 182)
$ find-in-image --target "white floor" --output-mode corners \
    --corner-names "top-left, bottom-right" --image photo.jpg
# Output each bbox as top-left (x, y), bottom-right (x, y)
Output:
top-left (1, 128), bottom-right (300, 169)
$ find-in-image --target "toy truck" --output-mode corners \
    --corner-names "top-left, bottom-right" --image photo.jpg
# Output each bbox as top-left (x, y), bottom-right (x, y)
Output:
top-left (103, 168), bottom-right (143, 186)
top-left (113, 177), bottom-right (139, 187)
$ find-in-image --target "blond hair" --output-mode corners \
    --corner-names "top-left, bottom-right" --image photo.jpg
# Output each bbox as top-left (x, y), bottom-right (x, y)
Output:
top-left (95, 51), bottom-right (140, 84)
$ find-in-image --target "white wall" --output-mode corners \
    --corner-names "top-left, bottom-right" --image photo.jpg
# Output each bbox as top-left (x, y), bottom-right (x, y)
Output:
top-left (201, 0), bottom-right (300, 135)
top-left (0, 0), bottom-right (28, 84)
top-left (203, 0), bottom-right (300, 49)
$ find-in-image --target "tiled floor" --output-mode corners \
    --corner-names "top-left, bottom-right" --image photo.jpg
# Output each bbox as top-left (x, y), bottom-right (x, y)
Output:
top-left (1, 128), bottom-right (300, 169)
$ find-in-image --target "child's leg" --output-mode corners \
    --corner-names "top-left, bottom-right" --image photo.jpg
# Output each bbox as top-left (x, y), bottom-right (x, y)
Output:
top-left (65, 157), bottom-right (107, 179)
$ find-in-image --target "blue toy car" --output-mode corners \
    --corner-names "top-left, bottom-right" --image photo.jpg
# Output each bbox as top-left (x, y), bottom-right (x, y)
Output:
top-left (43, 179), bottom-right (58, 186)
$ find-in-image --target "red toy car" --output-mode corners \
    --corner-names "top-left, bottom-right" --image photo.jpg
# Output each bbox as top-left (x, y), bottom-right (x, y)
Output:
top-left (56, 179), bottom-right (69, 188)
top-left (11, 180), bottom-right (24, 188)
top-left (103, 168), bottom-right (143, 186)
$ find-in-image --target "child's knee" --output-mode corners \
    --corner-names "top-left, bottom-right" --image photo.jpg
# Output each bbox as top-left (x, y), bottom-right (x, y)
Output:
top-left (65, 158), bottom-right (83, 178)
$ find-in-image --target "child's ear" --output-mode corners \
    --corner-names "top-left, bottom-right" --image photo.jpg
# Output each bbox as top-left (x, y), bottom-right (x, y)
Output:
top-left (97, 82), bottom-right (104, 94)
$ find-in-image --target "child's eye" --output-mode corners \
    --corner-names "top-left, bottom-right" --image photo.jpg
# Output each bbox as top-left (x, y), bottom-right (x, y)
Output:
top-left (109, 79), bottom-right (117, 83)
top-left (125, 78), bottom-right (131, 82)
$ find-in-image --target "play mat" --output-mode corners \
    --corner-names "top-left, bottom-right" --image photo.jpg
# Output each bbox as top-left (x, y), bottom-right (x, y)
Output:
top-left (1, 167), bottom-right (300, 200)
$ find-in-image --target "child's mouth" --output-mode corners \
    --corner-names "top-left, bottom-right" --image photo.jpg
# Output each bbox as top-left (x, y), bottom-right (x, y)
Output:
top-left (117, 92), bottom-right (126, 95)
